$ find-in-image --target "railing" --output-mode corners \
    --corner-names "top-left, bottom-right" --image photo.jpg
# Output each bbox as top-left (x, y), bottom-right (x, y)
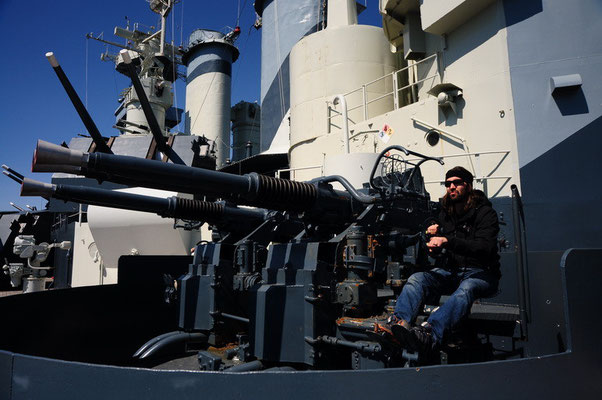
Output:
top-left (406, 150), bottom-right (513, 198)
top-left (277, 150), bottom-right (512, 197)
top-left (275, 165), bottom-right (323, 180)
top-left (327, 53), bottom-right (439, 130)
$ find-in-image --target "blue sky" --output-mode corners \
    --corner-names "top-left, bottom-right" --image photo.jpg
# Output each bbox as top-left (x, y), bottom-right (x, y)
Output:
top-left (0, 0), bottom-right (382, 211)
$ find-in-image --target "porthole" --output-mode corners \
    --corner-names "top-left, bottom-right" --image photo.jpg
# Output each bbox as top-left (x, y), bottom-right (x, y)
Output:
top-left (425, 129), bottom-right (440, 146)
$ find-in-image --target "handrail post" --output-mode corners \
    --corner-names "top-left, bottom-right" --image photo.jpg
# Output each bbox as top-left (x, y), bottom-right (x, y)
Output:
top-left (511, 184), bottom-right (530, 350)
top-left (362, 85), bottom-right (367, 121)
top-left (474, 153), bottom-right (483, 191)
top-left (332, 95), bottom-right (350, 154)
top-left (392, 71), bottom-right (399, 109)
top-left (327, 103), bottom-right (331, 134)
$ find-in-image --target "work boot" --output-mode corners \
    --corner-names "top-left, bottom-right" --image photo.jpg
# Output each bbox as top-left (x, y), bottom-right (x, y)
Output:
top-left (407, 323), bottom-right (439, 357)
top-left (387, 316), bottom-right (413, 347)
top-left (374, 316), bottom-right (411, 339)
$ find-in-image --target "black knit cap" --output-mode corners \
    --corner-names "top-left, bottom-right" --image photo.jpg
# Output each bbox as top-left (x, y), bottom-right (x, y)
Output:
top-left (445, 166), bottom-right (473, 185)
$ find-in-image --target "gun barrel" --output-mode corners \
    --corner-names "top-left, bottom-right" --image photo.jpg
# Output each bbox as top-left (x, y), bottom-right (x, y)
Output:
top-left (119, 50), bottom-right (165, 148)
top-left (32, 140), bottom-right (355, 217)
top-left (20, 178), bottom-right (268, 226)
top-left (45, 52), bottom-right (113, 154)
top-left (118, 50), bottom-right (187, 165)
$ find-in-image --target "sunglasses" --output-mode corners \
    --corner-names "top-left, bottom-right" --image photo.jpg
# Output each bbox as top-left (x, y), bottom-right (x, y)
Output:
top-left (445, 179), bottom-right (466, 188)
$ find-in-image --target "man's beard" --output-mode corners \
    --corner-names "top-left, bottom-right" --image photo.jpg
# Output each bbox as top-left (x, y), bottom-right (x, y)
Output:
top-left (449, 191), bottom-right (467, 203)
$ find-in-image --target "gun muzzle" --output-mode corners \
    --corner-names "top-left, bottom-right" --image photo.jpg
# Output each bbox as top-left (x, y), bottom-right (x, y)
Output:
top-left (33, 140), bottom-right (88, 171)
top-left (20, 178), bottom-right (56, 198)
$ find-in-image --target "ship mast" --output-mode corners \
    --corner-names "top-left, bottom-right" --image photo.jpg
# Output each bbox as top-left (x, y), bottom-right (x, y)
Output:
top-left (86, 0), bottom-right (183, 138)
top-left (150, 0), bottom-right (174, 56)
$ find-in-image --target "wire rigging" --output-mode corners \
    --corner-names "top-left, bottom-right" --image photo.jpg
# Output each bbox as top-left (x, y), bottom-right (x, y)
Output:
top-left (171, 0), bottom-right (179, 128)
top-left (180, 0), bottom-right (184, 46)
top-left (190, 72), bottom-right (218, 134)
top-left (85, 37), bottom-right (89, 108)
top-left (273, 0), bottom-right (286, 121)
top-left (232, 25), bottom-right (256, 90)
top-left (236, 0), bottom-right (250, 27)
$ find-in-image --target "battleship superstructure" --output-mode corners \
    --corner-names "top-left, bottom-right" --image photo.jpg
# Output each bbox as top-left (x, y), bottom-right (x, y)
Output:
top-left (2, 1), bottom-right (254, 290)
top-left (1, 0), bottom-right (601, 398)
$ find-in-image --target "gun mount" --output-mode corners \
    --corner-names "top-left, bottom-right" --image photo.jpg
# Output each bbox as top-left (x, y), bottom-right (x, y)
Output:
top-left (22, 141), bottom-right (455, 369)
top-left (2, 235), bottom-right (71, 292)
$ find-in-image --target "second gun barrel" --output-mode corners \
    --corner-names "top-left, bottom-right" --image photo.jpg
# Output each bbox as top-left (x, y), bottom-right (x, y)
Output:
top-left (20, 178), bottom-right (268, 225)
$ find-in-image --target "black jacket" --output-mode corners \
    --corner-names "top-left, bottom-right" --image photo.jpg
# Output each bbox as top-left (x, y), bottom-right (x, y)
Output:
top-left (437, 190), bottom-right (500, 274)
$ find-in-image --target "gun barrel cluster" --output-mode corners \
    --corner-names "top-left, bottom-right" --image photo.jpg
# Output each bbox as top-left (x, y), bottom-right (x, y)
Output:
top-left (31, 140), bottom-right (355, 217)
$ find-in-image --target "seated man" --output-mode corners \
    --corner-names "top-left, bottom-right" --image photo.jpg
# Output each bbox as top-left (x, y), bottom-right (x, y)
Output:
top-left (389, 166), bottom-right (500, 356)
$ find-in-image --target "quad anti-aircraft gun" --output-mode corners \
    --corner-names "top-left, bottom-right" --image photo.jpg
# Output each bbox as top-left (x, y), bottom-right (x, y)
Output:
top-left (20, 140), bottom-right (446, 369)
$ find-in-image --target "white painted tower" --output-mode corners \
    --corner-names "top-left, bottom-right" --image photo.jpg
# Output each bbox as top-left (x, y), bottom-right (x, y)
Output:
top-left (288, 0), bottom-right (397, 182)
top-left (183, 30), bottom-right (239, 167)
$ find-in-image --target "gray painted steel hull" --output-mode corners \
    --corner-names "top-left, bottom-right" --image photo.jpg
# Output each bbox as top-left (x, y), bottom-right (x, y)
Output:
top-left (1, 249), bottom-right (600, 399)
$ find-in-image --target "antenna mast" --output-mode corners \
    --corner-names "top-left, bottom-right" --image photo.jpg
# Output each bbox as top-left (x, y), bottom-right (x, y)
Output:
top-left (149, 0), bottom-right (175, 56)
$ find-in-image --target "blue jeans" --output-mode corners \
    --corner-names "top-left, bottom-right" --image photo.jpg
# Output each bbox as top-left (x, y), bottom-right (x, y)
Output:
top-left (393, 267), bottom-right (499, 343)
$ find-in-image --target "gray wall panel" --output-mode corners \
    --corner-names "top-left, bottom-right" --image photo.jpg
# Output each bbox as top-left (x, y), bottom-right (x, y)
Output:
top-left (504, 0), bottom-right (602, 250)
top-left (504, 0), bottom-right (602, 167)
top-left (520, 116), bottom-right (602, 250)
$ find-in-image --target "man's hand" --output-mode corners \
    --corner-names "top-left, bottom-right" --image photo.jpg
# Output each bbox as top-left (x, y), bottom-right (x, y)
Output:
top-left (426, 224), bottom-right (439, 235)
top-left (427, 236), bottom-right (448, 251)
